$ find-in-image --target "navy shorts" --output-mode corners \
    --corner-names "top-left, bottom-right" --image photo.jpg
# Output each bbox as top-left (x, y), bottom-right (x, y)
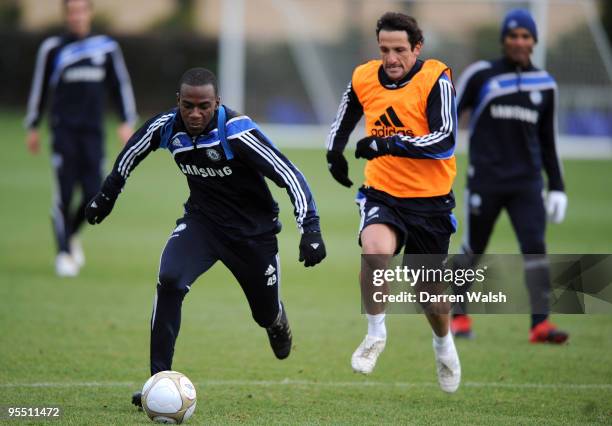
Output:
top-left (157, 212), bottom-right (282, 327)
top-left (356, 187), bottom-right (457, 256)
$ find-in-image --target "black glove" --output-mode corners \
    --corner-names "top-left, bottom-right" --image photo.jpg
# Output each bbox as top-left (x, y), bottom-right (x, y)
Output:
top-left (299, 232), bottom-right (326, 267)
top-left (355, 136), bottom-right (394, 160)
top-left (326, 151), bottom-right (353, 188)
top-left (85, 191), bottom-right (117, 225)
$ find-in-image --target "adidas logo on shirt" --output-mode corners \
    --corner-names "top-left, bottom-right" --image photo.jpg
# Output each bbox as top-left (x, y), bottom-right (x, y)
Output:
top-left (374, 106), bottom-right (404, 127)
top-left (371, 106), bottom-right (414, 137)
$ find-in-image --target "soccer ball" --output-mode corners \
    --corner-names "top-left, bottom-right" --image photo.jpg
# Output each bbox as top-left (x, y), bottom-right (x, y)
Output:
top-left (141, 370), bottom-right (197, 424)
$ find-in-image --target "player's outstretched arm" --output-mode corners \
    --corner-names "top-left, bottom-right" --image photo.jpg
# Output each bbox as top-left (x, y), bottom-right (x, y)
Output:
top-left (85, 160), bottom-right (129, 225)
top-left (86, 111), bottom-right (174, 225)
top-left (232, 126), bottom-right (326, 267)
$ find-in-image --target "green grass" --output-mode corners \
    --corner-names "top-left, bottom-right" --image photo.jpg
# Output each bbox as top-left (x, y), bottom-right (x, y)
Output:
top-left (1, 110), bottom-right (611, 425)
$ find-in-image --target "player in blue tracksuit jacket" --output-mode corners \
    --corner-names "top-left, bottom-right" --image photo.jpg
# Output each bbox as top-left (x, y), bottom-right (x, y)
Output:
top-left (451, 9), bottom-right (568, 344)
top-left (85, 68), bottom-right (326, 406)
top-left (24, 0), bottom-right (137, 277)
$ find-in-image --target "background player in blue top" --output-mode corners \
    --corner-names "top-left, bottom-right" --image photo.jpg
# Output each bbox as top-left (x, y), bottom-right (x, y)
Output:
top-left (84, 68), bottom-right (326, 406)
top-left (452, 9), bottom-right (568, 344)
top-left (24, 0), bottom-right (137, 277)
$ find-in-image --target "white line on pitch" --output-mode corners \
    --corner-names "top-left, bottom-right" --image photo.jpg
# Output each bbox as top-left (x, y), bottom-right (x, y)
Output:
top-left (1, 380), bottom-right (611, 390)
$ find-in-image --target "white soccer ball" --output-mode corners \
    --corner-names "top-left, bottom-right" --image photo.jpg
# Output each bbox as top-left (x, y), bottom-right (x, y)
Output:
top-left (141, 370), bottom-right (197, 424)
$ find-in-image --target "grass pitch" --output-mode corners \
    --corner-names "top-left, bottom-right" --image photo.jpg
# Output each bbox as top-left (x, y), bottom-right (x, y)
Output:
top-left (1, 111), bottom-right (611, 424)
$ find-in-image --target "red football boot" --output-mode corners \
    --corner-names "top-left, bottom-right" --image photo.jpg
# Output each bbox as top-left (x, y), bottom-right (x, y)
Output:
top-left (451, 314), bottom-right (473, 339)
top-left (529, 320), bottom-right (569, 344)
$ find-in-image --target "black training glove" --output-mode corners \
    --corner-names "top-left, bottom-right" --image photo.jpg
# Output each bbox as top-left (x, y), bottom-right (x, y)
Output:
top-left (355, 136), bottom-right (395, 160)
top-left (85, 192), bottom-right (117, 225)
top-left (299, 232), bottom-right (326, 267)
top-left (326, 151), bottom-right (353, 188)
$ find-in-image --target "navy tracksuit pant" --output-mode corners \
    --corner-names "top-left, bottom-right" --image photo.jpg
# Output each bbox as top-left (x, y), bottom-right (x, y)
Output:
top-left (51, 126), bottom-right (104, 253)
top-left (454, 186), bottom-right (551, 320)
top-left (150, 213), bottom-right (282, 374)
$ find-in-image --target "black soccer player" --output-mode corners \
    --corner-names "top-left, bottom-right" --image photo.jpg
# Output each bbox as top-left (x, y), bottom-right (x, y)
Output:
top-left (24, 0), bottom-right (137, 277)
top-left (84, 68), bottom-right (326, 406)
top-left (452, 9), bottom-right (568, 343)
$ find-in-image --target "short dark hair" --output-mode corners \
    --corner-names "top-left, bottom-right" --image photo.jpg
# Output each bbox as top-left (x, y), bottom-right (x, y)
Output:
top-left (376, 12), bottom-right (424, 49)
top-left (178, 68), bottom-right (218, 95)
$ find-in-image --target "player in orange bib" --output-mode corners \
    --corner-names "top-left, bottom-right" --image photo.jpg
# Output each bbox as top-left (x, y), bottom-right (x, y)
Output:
top-left (326, 12), bottom-right (461, 392)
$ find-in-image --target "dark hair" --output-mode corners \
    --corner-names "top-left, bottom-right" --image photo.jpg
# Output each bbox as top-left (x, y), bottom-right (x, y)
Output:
top-left (376, 12), bottom-right (424, 49)
top-left (178, 68), bottom-right (218, 95)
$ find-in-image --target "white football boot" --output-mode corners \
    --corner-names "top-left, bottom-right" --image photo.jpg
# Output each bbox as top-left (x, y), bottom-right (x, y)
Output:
top-left (55, 252), bottom-right (79, 277)
top-left (70, 236), bottom-right (85, 268)
top-left (433, 336), bottom-right (461, 393)
top-left (351, 335), bottom-right (386, 374)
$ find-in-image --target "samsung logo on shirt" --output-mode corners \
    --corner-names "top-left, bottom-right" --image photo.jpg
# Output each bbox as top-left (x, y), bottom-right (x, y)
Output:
top-left (180, 164), bottom-right (233, 178)
top-left (490, 104), bottom-right (539, 124)
top-left (63, 66), bottom-right (106, 83)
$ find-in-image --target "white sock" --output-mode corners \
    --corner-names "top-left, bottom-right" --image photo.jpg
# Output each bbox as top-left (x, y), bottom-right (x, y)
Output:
top-left (433, 330), bottom-right (454, 352)
top-left (366, 313), bottom-right (387, 339)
